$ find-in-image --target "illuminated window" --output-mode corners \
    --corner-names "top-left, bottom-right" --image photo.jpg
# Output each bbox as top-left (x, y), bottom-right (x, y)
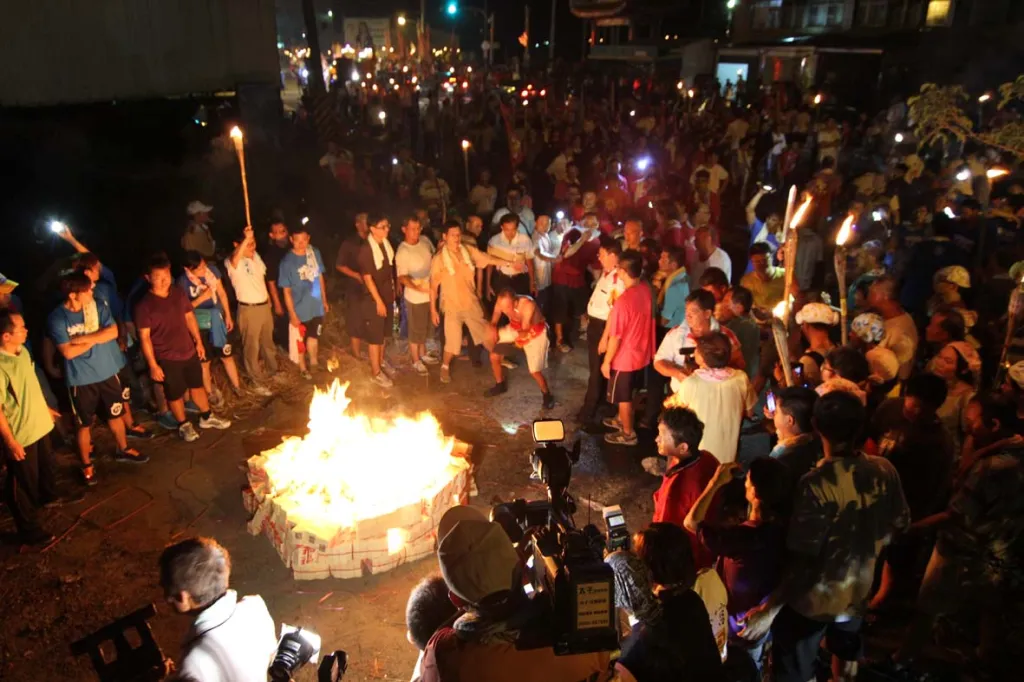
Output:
top-left (752, 0), bottom-right (783, 29)
top-left (926, 0), bottom-right (953, 26)
top-left (806, 1), bottom-right (845, 27)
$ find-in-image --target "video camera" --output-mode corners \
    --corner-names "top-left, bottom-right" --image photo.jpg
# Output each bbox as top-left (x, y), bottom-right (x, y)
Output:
top-left (490, 419), bottom-right (621, 657)
top-left (268, 625), bottom-right (348, 682)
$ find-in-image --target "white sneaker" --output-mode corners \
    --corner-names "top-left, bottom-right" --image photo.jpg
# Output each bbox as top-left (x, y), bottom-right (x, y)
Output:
top-left (500, 358), bottom-right (518, 370)
top-left (381, 359), bottom-right (396, 376)
top-left (178, 422), bottom-right (200, 442)
top-left (372, 372), bottom-right (394, 388)
top-left (421, 352), bottom-right (440, 365)
top-left (199, 414), bottom-right (232, 430)
top-left (251, 384), bottom-right (273, 397)
top-left (412, 360), bottom-right (429, 375)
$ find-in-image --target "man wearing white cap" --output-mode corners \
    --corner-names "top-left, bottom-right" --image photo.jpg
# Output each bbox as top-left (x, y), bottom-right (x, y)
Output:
top-left (419, 505), bottom-right (613, 682)
top-left (183, 201), bottom-right (216, 260)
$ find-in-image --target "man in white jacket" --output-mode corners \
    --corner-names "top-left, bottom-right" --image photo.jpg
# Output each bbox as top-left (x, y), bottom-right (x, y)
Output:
top-left (160, 537), bottom-right (277, 681)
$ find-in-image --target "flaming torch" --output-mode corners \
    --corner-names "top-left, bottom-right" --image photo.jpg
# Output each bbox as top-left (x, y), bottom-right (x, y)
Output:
top-left (229, 126), bottom-right (251, 227)
top-left (772, 299), bottom-right (795, 387)
top-left (781, 193), bottom-right (813, 321)
top-left (461, 139), bottom-right (471, 193)
top-left (834, 215), bottom-right (855, 345)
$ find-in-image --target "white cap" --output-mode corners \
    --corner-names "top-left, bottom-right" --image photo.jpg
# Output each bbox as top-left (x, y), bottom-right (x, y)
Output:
top-left (187, 200), bottom-right (214, 216)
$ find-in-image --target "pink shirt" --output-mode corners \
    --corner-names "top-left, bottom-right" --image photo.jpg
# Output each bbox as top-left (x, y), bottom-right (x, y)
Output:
top-left (607, 283), bottom-right (656, 372)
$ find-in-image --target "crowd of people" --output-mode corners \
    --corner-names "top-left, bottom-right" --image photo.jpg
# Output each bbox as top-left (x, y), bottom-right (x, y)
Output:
top-left (3, 73), bottom-right (1024, 682)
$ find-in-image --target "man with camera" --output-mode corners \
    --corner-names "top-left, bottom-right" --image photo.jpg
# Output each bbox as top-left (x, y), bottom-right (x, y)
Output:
top-left (418, 506), bottom-right (614, 682)
top-left (159, 537), bottom-right (277, 681)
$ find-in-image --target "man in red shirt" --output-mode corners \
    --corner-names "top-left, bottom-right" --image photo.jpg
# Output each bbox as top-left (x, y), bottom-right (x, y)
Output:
top-left (601, 250), bottom-right (655, 446)
top-left (650, 406), bottom-right (719, 571)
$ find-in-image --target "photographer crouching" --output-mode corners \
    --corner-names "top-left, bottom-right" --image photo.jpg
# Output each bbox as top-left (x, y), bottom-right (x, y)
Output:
top-left (417, 506), bottom-right (614, 682)
top-left (159, 537), bottom-right (278, 681)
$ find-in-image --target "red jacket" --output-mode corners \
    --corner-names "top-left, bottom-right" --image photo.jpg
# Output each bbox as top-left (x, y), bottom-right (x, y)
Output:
top-left (652, 451), bottom-right (720, 570)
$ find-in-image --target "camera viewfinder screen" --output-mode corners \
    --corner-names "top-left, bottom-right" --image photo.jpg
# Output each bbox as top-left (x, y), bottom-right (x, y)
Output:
top-left (533, 419), bottom-right (564, 443)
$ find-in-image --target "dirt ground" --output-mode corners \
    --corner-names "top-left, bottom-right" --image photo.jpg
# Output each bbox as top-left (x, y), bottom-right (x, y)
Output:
top-left (0, 333), bottom-right (660, 682)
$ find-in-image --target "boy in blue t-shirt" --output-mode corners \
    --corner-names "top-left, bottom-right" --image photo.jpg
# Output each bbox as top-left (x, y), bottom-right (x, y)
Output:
top-left (48, 273), bottom-right (148, 484)
top-left (277, 227), bottom-right (328, 378)
top-left (178, 251), bottom-right (242, 404)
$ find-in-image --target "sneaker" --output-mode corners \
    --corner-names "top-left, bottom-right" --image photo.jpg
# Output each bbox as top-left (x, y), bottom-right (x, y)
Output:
top-left (126, 424), bottom-right (155, 440)
top-left (178, 422), bottom-right (200, 442)
top-left (604, 430), bottom-right (638, 446)
top-left (558, 343), bottom-right (572, 353)
top-left (184, 400), bottom-right (201, 414)
top-left (642, 457), bottom-right (667, 476)
top-left (421, 352), bottom-right (440, 365)
top-left (484, 382), bottom-right (508, 398)
top-left (250, 384), bottom-right (273, 397)
top-left (543, 393), bottom-right (556, 410)
top-left (500, 358), bottom-right (518, 370)
top-left (80, 465), bottom-right (98, 487)
top-left (602, 417), bottom-right (623, 430)
top-left (300, 369), bottom-right (313, 380)
top-left (157, 411), bottom-right (179, 431)
top-left (440, 365), bottom-right (452, 384)
top-left (412, 360), bottom-right (429, 376)
top-left (199, 414), bottom-right (232, 430)
top-left (381, 359), bottom-right (396, 376)
top-left (114, 448), bottom-right (150, 464)
top-left (578, 329), bottom-right (588, 341)
top-left (372, 372), bottom-right (394, 388)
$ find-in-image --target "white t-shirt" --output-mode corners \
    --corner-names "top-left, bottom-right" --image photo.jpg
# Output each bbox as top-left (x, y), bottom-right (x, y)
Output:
top-left (691, 164), bottom-right (730, 194)
top-left (177, 591), bottom-right (277, 682)
top-left (468, 184), bottom-right (497, 215)
top-left (673, 368), bottom-right (754, 464)
top-left (487, 231), bottom-right (534, 278)
top-left (395, 237), bottom-right (435, 304)
top-left (532, 231), bottom-right (560, 291)
top-left (654, 318), bottom-right (734, 392)
top-left (587, 269), bottom-right (627, 321)
top-left (224, 253), bottom-right (270, 305)
top-left (689, 247), bottom-right (732, 285)
top-left (491, 206), bottom-right (536, 236)
top-left (693, 569), bottom-right (729, 662)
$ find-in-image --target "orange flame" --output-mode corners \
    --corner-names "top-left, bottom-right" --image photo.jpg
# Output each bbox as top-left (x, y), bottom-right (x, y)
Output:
top-left (250, 380), bottom-right (468, 541)
top-left (836, 215), bottom-right (854, 246)
top-left (790, 196), bottom-right (813, 230)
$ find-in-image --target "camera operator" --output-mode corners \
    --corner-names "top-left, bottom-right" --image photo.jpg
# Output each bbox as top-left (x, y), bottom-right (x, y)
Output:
top-left (159, 537), bottom-right (277, 682)
top-left (418, 506), bottom-right (614, 682)
top-left (615, 523), bottom-right (725, 682)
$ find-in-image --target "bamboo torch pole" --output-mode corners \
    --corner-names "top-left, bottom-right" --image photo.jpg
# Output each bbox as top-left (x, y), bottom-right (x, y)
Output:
top-left (229, 126), bottom-right (251, 227)
top-left (835, 215), bottom-right (855, 346)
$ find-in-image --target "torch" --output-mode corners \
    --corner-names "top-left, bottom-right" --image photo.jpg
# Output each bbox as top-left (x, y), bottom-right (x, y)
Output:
top-left (781, 194), bottom-right (813, 321)
top-left (834, 215), bottom-right (855, 346)
top-left (229, 126), bottom-right (252, 227)
top-left (461, 139), bottom-right (471, 194)
top-left (772, 299), bottom-right (795, 387)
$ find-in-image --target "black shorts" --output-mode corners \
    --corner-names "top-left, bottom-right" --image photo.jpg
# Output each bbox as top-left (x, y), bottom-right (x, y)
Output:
top-left (69, 375), bottom-right (125, 426)
top-left (550, 284), bottom-right (589, 325)
top-left (116, 365), bottom-right (134, 404)
top-left (158, 357), bottom-right (204, 402)
top-left (363, 299), bottom-right (394, 345)
top-left (301, 316), bottom-right (324, 340)
top-left (607, 369), bottom-right (638, 405)
top-left (771, 606), bottom-right (863, 682)
top-left (200, 330), bottom-right (237, 360)
top-left (345, 291), bottom-right (368, 340)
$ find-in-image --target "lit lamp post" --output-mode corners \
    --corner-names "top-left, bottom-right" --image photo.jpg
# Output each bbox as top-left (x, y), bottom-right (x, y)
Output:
top-left (461, 139), bottom-right (471, 191)
top-left (772, 299), bottom-right (795, 387)
top-left (834, 214), bottom-right (855, 346)
top-left (229, 126), bottom-right (251, 227)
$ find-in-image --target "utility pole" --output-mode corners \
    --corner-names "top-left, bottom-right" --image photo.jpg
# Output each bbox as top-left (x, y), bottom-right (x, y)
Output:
top-left (524, 5), bottom-right (531, 70)
top-left (549, 0), bottom-right (556, 64)
top-left (301, 0), bottom-right (325, 95)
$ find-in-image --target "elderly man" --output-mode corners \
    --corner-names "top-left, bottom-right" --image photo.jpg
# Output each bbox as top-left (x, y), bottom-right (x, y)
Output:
top-left (224, 226), bottom-right (278, 388)
top-left (430, 222), bottom-right (507, 384)
top-left (869, 276), bottom-right (919, 382)
top-left (160, 537), bottom-right (277, 681)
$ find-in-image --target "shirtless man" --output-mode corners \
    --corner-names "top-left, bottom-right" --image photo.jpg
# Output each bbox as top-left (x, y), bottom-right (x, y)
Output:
top-left (488, 288), bottom-right (554, 409)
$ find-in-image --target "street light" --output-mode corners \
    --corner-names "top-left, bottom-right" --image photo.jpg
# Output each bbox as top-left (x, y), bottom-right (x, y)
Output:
top-left (894, 132), bottom-right (904, 143)
top-left (446, 2), bottom-right (457, 15)
top-left (378, 110), bottom-right (387, 122)
top-left (978, 93), bottom-right (992, 103)
top-left (397, 15), bottom-right (407, 26)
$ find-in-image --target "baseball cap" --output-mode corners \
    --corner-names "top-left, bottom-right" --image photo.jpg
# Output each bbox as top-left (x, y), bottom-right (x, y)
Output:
top-left (796, 302), bottom-right (840, 326)
top-left (436, 506), bottom-right (519, 606)
top-left (933, 265), bottom-right (971, 289)
top-left (0, 273), bottom-right (19, 294)
top-left (186, 200), bottom-right (214, 216)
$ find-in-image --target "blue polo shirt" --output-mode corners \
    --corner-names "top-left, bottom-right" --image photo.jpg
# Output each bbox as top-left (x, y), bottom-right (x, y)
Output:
top-left (47, 299), bottom-right (122, 387)
top-left (278, 247), bottom-right (326, 322)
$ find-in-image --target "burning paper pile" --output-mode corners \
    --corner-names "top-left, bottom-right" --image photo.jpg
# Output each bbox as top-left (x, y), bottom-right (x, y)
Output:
top-left (244, 380), bottom-right (471, 580)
